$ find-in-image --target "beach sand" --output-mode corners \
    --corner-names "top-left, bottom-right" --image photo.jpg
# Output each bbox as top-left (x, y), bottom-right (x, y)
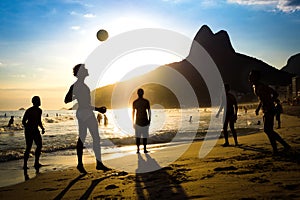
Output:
top-left (0, 114), bottom-right (300, 199)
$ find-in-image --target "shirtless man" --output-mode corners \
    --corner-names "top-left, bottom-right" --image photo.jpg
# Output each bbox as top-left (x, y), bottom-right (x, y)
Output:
top-left (132, 88), bottom-right (151, 153)
top-left (249, 70), bottom-right (290, 154)
top-left (216, 84), bottom-right (238, 146)
top-left (65, 64), bottom-right (109, 173)
top-left (22, 96), bottom-right (45, 172)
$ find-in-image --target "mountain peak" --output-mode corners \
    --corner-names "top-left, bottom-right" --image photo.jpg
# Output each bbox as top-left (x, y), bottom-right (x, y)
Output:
top-left (189, 25), bottom-right (235, 63)
top-left (215, 30), bottom-right (229, 38)
top-left (214, 30), bottom-right (235, 52)
top-left (194, 25), bottom-right (214, 42)
top-left (281, 53), bottom-right (300, 76)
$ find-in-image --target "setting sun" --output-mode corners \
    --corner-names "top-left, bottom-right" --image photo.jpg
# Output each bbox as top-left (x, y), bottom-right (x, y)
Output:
top-left (97, 49), bottom-right (183, 87)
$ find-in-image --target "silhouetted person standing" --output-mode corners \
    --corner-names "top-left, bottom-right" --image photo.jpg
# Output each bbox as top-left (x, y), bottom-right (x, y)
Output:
top-left (65, 64), bottom-right (109, 173)
top-left (104, 114), bottom-right (108, 126)
top-left (97, 113), bottom-right (102, 125)
top-left (216, 84), bottom-right (239, 146)
top-left (22, 96), bottom-right (45, 172)
top-left (132, 88), bottom-right (151, 153)
top-left (249, 70), bottom-right (290, 154)
top-left (275, 99), bottom-right (283, 129)
top-left (7, 116), bottom-right (14, 127)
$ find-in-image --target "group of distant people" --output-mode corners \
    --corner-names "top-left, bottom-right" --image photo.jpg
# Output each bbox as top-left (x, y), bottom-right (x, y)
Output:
top-left (97, 112), bottom-right (108, 126)
top-left (21, 64), bottom-right (290, 177)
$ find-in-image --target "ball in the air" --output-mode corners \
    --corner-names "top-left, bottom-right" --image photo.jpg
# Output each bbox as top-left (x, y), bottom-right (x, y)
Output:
top-left (96, 29), bottom-right (109, 41)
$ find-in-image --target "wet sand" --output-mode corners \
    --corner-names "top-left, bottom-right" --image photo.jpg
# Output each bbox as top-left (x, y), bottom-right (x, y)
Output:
top-left (0, 114), bottom-right (300, 199)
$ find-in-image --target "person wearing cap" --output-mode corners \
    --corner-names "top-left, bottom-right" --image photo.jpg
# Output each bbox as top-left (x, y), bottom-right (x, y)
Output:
top-left (65, 64), bottom-right (109, 173)
top-left (22, 96), bottom-right (45, 172)
top-left (249, 70), bottom-right (290, 154)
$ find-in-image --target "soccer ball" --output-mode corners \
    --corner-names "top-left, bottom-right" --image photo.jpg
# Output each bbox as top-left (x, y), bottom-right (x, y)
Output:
top-left (96, 29), bottom-right (109, 41)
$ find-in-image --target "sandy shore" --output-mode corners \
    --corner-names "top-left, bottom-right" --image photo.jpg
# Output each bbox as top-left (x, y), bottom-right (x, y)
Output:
top-left (0, 113), bottom-right (300, 199)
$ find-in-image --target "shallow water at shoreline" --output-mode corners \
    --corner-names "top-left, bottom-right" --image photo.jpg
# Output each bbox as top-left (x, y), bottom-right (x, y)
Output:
top-left (0, 108), bottom-right (263, 187)
top-left (0, 108), bottom-right (262, 162)
top-left (0, 141), bottom-right (192, 188)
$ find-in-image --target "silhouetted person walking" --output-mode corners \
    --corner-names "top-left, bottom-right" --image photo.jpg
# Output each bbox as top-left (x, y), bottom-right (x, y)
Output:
top-left (216, 84), bottom-right (239, 146)
top-left (65, 64), bottom-right (109, 173)
top-left (249, 70), bottom-right (290, 154)
top-left (132, 88), bottom-right (151, 153)
top-left (22, 96), bottom-right (45, 172)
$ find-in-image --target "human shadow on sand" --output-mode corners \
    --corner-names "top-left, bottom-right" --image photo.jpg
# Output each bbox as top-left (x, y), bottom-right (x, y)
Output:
top-left (54, 173), bottom-right (86, 200)
top-left (238, 144), bottom-right (300, 163)
top-left (54, 173), bottom-right (113, 200)
top-left (135, 154), bottom-right (189, 200)
top-left (237, 144), bottom-right (270, 154)
top-left (79, 175), bottom-right (112, 200)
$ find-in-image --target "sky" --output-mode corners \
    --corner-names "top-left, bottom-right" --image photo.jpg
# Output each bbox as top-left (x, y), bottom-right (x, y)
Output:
top-left (0, 0), bottom-right (299, 110)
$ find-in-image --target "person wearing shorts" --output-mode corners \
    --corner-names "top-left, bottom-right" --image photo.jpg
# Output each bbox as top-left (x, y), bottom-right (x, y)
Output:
top-left (64, 64), bottom-right (109, 173)
top-left (132, 88), bottom-right (151, 153)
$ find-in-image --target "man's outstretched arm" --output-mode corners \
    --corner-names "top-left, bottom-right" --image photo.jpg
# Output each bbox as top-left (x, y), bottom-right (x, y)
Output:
top-left (64, 85), bottom-right (74, 104)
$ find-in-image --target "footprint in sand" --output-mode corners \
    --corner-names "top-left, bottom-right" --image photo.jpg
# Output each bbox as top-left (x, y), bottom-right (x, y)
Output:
top-left (249, 177), bottom-right (270, 183)
top-left (105, 184), bottom-right (119, 190)
top-left (213, 166), bottom-right (238, 172)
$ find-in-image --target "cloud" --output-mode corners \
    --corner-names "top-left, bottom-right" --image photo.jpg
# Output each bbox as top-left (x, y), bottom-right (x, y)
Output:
top-left (9, 74), bottom-right (26, 78)
top-left (227, 0), bottom-right (300, 12)
top-left (70, 11), bottom-right (96, 18)
top-left (227, 0), bottom-right (277, 5)
top-left (278, 0), bottom-right (300, 12)
top-left (70, 11), bottom-right (78, 16)
top-left (161, 0), bottom-right (190, 4)
top-left (0, 62), bottom-right (7, 68)
top-left (37, 67), bottom-right (46, 71)
top-left (83, 13), bottom-right (96, 18)
top-left (70, 26), bottom-right (80, 30)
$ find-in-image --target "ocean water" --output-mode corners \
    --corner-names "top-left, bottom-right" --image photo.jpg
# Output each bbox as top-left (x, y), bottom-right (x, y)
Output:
top-left (0, 108), bottom-right (262, 163)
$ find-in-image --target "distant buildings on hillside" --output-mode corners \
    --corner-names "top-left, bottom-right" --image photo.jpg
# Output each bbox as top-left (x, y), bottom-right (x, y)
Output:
top-left (272, 76), bottom-right (300, 105)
